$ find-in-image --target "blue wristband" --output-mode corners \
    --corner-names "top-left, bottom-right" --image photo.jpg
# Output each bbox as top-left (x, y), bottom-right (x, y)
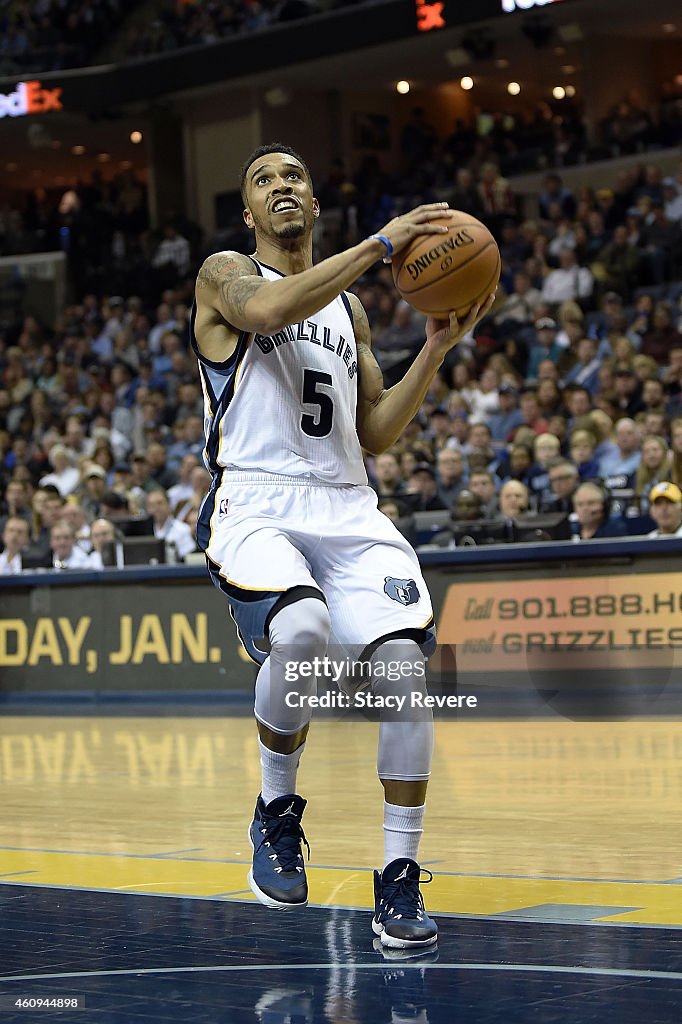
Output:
top-left (368, 234), bottom-right (393, 259)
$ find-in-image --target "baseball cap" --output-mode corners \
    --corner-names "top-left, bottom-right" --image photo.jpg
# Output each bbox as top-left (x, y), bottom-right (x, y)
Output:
top-left (499, 383), bottom-right (518, 396)
top-left (649, 482), bottom-right (682, 504)
top-left (411, 462), bottom-right (436, 478)
top-left (85, 465), bottom-right (107, 480)
top-left (536, 317), bottom-right (556, 330)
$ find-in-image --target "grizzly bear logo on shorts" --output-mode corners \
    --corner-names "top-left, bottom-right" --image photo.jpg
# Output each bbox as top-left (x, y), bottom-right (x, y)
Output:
top-left (384, 577), bottom-right (420, 606)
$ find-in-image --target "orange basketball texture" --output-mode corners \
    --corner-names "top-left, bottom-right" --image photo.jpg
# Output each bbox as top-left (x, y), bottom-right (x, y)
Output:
top-left (392, 214), bottom-right (501, 319)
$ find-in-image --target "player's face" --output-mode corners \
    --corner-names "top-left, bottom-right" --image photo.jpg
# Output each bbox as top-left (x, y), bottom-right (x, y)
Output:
top-left (243, 154), bottom-right (319, 240)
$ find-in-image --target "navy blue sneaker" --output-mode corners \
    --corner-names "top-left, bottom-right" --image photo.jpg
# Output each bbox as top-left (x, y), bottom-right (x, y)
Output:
top-left (372, 858), bottom-right (438, 948)
top-left (248, 794), bottom-right (309, 910)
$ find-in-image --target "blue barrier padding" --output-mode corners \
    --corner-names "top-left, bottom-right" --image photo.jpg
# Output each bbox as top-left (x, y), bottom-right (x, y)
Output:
top-left (2, 535), bottom-right (678, 588)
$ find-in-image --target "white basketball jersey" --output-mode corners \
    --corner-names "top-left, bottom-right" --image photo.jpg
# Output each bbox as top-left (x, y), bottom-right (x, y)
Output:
top-left (191, 258), bottom-right (367, 485)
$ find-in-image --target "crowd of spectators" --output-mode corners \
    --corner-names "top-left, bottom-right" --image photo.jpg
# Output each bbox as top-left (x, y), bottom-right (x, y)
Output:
top-left (120, 0), bottom-right (367, 62)
top-left (2, 150), bottom-right (682, 573)
top-left (0, 0), bottom-right (123, 74)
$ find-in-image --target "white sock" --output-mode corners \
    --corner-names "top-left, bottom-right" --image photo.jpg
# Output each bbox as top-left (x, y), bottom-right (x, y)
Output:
top-left (259, 738), bottom-right (305, 806)
top-left (383, 801), bottom-right (425, 867)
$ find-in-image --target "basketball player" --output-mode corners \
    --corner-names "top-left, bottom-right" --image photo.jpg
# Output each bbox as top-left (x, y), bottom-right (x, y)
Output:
top-left (192, 144), bottom-right (494, 948)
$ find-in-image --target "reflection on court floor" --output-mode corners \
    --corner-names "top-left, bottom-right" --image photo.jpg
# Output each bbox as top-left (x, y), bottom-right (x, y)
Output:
top-left (1, 713), bottom-right (682, 1020)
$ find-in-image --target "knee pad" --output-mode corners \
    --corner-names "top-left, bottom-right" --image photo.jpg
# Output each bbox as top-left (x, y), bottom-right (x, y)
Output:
top-left (371, 639), bottom-right (434, 782)
top-left (255, 596), bottom-right (331, 735)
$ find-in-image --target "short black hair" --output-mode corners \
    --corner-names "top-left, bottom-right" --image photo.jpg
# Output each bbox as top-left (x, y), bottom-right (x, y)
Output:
top-left (239, 143), bottom-right (311, 205)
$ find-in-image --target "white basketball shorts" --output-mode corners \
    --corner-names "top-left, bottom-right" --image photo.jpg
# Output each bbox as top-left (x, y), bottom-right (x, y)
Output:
top-left (198, 470), bottom-right (436, 665)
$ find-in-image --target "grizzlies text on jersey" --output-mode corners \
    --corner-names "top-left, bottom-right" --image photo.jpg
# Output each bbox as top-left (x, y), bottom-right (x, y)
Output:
top-left (190, 258), bottom-right (367, 487)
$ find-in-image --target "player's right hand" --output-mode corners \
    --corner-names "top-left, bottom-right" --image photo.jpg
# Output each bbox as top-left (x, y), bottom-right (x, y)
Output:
top-left (377, 203), bottom-right (454, 259)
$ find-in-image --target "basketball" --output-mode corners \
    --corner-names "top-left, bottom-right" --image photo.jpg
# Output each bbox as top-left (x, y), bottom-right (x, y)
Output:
top-left (392, 213), bottom-right (501, 319)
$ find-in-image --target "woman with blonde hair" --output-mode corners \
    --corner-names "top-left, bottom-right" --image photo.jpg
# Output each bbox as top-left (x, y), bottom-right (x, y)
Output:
top-left (635, 435), bottom-right (671, 511)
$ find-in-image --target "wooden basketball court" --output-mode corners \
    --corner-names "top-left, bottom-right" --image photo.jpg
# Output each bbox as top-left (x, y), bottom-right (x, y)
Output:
top-left (2, 711), bottom-right (682, 1021)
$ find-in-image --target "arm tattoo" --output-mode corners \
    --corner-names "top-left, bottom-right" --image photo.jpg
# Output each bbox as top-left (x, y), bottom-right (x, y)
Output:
top-left (196, 253), bottom-right (245, 289)
top-left (220, 275), bottom-right (266, 320)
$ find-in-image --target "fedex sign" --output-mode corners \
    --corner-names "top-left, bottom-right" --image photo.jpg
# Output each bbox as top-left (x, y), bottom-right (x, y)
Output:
top-left (0, 80), bottom-right (63, 119)
top-left (501, 0), bottom-right (563, 11)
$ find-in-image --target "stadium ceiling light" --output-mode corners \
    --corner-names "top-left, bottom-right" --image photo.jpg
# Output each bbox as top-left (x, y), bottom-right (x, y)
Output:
top-left (130, 130), bottom-right (143, 144)
top-left (495, 58), bottom-right (509, 69)
top-left (565, 84), bottom-right (576, 97)
top-left (72, 145), bottom-right (85, 155)
top-left (662, 23), bottom-right (676, 33)
top-left (460, 76), bottom-right (474, 91)
top-left (561, 64), bottom-right (575, 74)
top-left (507, 82), bottom-right (521, 96)
top-left (552, 86), bottom-right (566, 100)
top-left (396, 80), bottom-right (411, 94)
top-left (97, 153), bottom-right (111, 163)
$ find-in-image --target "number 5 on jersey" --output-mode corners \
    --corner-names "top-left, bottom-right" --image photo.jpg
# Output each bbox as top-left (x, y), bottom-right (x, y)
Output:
top-left (301, 368), bottom-right (334, 438)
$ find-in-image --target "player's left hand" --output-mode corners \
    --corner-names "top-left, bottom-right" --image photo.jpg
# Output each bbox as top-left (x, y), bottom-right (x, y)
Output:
top-left (425, 292), bottom-right (496, 359)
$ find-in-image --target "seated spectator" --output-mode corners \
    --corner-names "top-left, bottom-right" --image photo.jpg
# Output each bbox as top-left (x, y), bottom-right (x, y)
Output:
top-left (404, 463), bottom-right (446, 512)
top-left (572, 482), bottom-right (627, 540)
top-left (90, 517), bottom-right (119, 564)
top-left (562, 337), bottom-right (602, 395)
top-left (0, 516), bottom-right (29, 575)
top-left (639, 202), bottom-right (682, 284)
top-left (647, 482), bottom-right (682, 537)
top-left (452, 489), bottom-right (483, 522)
top-left (498, 479), bottom-right (530, 520)
top-left (635, 435), bottom-right (671, 511)
top-left (641, 302), bottom-right (682, 366)
top-left (173, 465), bottom-right (211, 525)
top-left (493, 271), bottom-right (542, 333)
top-left (529, 432), bottom-right (561, 505)
top-left (50, 521), bottom-right (100, 570)
top-left (61, 500), bottom-right (91, 552)
top-left (372, 452), bottom-right (406, 498)
top-left (487, 383), bottom-right (523, 443)
top-left (436, 448), bottom-right (467, 507)
top-left (167, 454), bottom-right (201, 512)
top-left (518, 389), bottom-right (549, 434)
top-left (39, 444), bottom-right (80, 498)
top-left (662, 178), bottom-right (682, 224)
top-left (152, 225), bottom-right (191, 279)
top-left (611, 367), bottom-right (645, 417)
top-left (536, 377), bottom-right (564, 418)
top-left (540, 458), bottom-right (580, 513)
top-left (80, 465), bottom-right (107, 519)
top-left (468, 470), bottom-right (498, 518)
top-left (539, 173), bottom-right (576, 221)
top-left (147, 441), bottom-right (178, 491)
top-left (598, 417), bottom-right (642, 477)
top-left (592, 225), bottom-right (641, 301)
top-left (526, 318), bottom-right (562, 380)
top-left (427, 407), bottom-right (453, 451)
top-left (146, 490), bottom-right (197, 560)
top-left (564, 385), bottom-right (593, 425)
top-left (569, 428), bottom-right (601, 479)
top-left (467, 368), bottom-right (500, 420)
top-left (0, 478), bottom-right (32, 535)
top-left (541, 247), bottom-right (594, 307)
